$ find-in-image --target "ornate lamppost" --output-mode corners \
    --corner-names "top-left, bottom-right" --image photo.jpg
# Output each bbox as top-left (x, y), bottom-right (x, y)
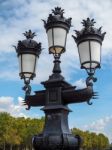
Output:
top-left (15, 7), bottom-right (105, 150)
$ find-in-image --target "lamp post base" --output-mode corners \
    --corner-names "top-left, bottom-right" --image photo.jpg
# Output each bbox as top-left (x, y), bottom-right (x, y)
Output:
top-left (33, 133), bottom-right (81, 150)
top-left (33, 105), bottom-right (82, 150)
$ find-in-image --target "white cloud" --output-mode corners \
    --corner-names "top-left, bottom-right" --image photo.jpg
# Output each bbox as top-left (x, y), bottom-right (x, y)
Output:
top-left (0, 0), bottom-right (111, 54)
top-left (0, 0), bottom-right (112, 82)
top-left (0, 96), bottom-right (28, 118)
top-left (74, 79), bottom-right (86, 89)
top-left (18, 96), bottom-right (24, 105)
top-left (0, 0), bottom-right (111, 102)
top-left (0, 71), bottom-right (19, 81)
top-left (0, 96), bottom-right (13, 106)
top-left (81, 116), bottom-right (112, 143)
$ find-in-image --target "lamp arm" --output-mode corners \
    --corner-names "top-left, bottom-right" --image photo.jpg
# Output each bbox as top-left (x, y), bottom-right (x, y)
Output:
top-left (63, 85), bottom-right (94, 104)
top-left (22, 90), bottom-right (45, 108)
top-left (22, 79), bottom-right (31, 110)
top-left (86, 75), bottom-right (98, 105)
top-left (86, 75), bottom-right (97, 87)
top-left (62, 76), bottom-right (98, 105)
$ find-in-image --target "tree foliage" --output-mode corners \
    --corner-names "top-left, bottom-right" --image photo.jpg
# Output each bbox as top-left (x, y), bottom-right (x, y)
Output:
top-left (0, 112), bottom-right (44, 150)
top-left (0, 112), bottom-right (110, 150)
top-left (71, 128), bottom-right (110, 150)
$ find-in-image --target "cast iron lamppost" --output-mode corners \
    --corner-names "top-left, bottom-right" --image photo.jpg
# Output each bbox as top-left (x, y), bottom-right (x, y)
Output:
top-left (15, 7), bottom-right (106, 150)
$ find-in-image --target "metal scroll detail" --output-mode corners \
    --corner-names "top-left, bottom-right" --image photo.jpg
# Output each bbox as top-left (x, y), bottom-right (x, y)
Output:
top-left (86, 75), bottom-right (98, 105)
top-left (22, 79), bottom-right (31, 110)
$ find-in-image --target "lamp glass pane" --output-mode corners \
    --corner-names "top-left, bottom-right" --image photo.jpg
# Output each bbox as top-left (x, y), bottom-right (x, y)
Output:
top-left (78, 41), bottom-right (90, 65)
top-left (78, 41), bottom-right (101, 69)
top-left (18, 55), bottom-right (22, 73)
top-left (90, 41), bottom-right (101, 63)
top-left (83, 63), bottom-right (90, 69)
top-left (47, 29), bottom-right (53, 48)
top-left (50, 47), bottom-right (63, 54)
top-left (83, 63), bottom-right (97, 69)
top-left (47, 27), bottom-right (67, 54)
top-left (53, 28), bottom-right (66, 46)
top-left (20, 54), bottom-right (37, 78)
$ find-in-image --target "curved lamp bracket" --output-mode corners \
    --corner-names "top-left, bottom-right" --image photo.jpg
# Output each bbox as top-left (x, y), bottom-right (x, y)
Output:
top-left (22, 79), bottom-right (31, 110)
top-left (86, 75), bottom-right (97, 105)
top-left (86, 75), bottom-right (97, 87)
top-left (87, 99), bottom-right (93, 105)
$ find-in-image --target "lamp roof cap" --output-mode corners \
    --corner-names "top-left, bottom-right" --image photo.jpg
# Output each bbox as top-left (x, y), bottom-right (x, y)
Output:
top-left (73, 18), bottom-right (106, 44)
top-left (43, 7), bottom-right (72, 30)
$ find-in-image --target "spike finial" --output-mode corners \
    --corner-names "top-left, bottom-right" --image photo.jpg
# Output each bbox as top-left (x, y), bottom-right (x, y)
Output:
top-left (52, 7), bottom-right (64, 16)
top-left (81, 18), bottom-right (96, 28)
top-left (23, 30), bottom-right (36, 39)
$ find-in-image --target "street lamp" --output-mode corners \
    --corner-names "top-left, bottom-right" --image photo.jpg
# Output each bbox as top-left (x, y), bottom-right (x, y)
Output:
top-left (72, 18), bottom-right (106, 76)
top-left (15, 7), bottom-right (105, 150)
top-left (15, 30), bottom-right (41, 96)
top-left (43, 7), bottom-right (71, 56)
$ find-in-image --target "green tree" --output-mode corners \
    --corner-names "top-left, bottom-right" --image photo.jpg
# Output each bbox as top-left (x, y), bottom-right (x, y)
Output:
top-left (71, 127), bottom-right (109, 150)
top-left (97, 133), bottom-right (109, 150)
top-left (0, 112), bottom-right (11, 150)
top-left (0, 112), bottom-right (110, 149)
top-left (0, 113), bottom-right (44, 149)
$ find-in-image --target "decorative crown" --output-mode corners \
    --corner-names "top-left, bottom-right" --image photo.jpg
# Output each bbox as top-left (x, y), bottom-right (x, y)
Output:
top-left (72, 18), bottom-right (106, 44)
top-left (81, 18), bottom-right (96, 28)
top-left (42, 7), bottom-right (72, 31)
top-left (23, 30), bottom-right (36, 39)
top-left (15, 30), bottom-right (42, 57)
top-left (52, 7), bottom-right (64, 16)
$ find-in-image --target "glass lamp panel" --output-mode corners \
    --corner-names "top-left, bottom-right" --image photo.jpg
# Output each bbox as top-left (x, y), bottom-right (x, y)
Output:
top-left (21, 54), bottom-right (37, 78)
top-left (53, 27), bottom-right (67, 47)
top-left (18, 55), bottom-right (22, 73)
top-left (83, 63), bottom-right (90, 69)
top-left (50, 47), bottom-right (63, 54)
top-left (47, 29), bottom-right (53, 48)
top-left (23, 73), bottom-right (32, 78)
top-left (90, 41), bottom-right (101, 63)
top-left (84, 62), bottom-right (98, 69)
top-left (47, 27), bottom-right (67, 54)
top-left (78, 41), bottom-right (90, 67)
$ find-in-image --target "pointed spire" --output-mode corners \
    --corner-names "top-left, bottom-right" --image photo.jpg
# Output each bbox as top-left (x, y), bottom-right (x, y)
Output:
top-left (52, 7), bottom-right (64, 16)
top-left (81, 18), bottom-right (96, 28)
top-left (23, 30), bottom-right (36, 39)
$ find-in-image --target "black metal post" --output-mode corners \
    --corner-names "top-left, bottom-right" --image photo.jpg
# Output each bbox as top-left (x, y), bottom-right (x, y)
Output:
top-left (32, 56), bottom-right (82, 150)
top-left (15, 8), bottom-right (105, 149)
top-left (49, 55), bottom-right (64, 80)
top-left (33, 107), bottom-right (81, 150)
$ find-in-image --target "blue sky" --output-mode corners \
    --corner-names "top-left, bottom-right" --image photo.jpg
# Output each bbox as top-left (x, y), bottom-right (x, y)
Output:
top-left (0, 0), bottom-right (112, 143)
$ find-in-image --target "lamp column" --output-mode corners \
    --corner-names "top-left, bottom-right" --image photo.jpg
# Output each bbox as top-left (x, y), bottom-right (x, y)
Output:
top-left (33, 56), bottom-right (81, 150)
top-left (15, 7), bottom-right (106, 150)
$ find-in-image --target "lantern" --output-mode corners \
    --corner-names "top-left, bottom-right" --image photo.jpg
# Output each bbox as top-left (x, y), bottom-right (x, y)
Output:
top-left (43, 7), bottom-right (71, 55)
top-left (73, 18), bottom-right (106, 75)
top-left (16, 30), bottom-right (41, 81)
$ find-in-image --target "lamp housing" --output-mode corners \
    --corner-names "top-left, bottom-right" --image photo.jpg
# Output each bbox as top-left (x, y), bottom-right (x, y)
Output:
top-left (43, 7), bottom-right (72, 55)
top-left (16, 30), bottom-right (41, 81)
top-left (73, 18), bottom-right (106, 75)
